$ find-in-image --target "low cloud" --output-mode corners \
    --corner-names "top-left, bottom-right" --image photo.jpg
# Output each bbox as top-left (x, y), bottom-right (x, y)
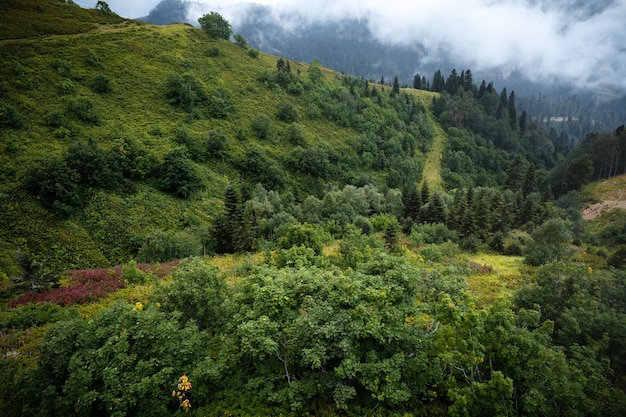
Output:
top-left (106, 0), bottom-right (626, 92)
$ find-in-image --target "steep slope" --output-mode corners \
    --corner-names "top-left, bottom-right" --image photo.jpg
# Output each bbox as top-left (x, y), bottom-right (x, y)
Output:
top-left (582, 177), bottom-right (626, 220)
top-left (0, 0), bottom-right (440, 276)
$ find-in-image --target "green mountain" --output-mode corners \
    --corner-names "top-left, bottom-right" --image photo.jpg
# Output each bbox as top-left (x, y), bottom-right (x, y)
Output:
top-left (0, 0), bottom-right (440, 277)
top-left (2, 2), bottom-right (626, 416)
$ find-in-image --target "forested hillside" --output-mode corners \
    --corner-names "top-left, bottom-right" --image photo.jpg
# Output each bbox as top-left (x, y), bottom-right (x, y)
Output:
top-left (1, 1), bottom-right (626, 416)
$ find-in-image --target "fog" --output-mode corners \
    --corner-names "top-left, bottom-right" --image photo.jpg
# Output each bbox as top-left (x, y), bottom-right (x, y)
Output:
top-left (104, 0), bottom-right (626, 92)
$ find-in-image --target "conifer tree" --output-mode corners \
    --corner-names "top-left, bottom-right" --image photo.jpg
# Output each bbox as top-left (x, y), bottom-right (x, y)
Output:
top-left (214, 184), bottom-right (251, 253)
top-left (391, 76), bottom-right (400, 97)
top-left (478, 80), bottom-right (487, 98)
top-left (519, 110), bottom-right (528, 135)
top-left (508, 90), bottom-right (517, 128)
top-left (446, 69), bottom-right (459, 94)
top-left (497, 87), bottom-right (508, 119)
top-left (384, 220), bottom-right (400, 252)
top-left (420, 180), bottom-right (430, 205)
top-left (463, 69), bottom-right (474, 91)
top-left (503, 156), bottom-right (527, 192)
top-left (402, 185), bottom-right (422, 222)
top-left (432, 70), bottom-right (445, 93)
top-left (413, 73), bottom-right (422, 90)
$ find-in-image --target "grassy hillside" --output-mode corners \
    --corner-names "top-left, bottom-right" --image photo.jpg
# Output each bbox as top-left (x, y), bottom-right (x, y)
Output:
top-left (0, 0), bottom-right (437, 277)
top-left (2, 3), bottom-right (626, 416)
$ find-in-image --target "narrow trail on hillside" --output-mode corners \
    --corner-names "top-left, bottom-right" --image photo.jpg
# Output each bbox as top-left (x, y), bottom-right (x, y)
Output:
top-left (0, 22), bottom-right (141, 46)
top-left (403, 88), bottom-right (445, 189)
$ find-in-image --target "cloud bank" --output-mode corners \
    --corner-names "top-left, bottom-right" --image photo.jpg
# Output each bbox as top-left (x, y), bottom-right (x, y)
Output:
top-left (105, 0), bottom-right (626, 92)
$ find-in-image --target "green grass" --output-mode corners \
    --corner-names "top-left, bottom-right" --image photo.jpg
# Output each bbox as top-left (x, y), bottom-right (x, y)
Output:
top-left (0, 0), bottom-right (449, 276)
top-left (404, 88), bottom-right (444, 189)
top-left (581, 172), bottom-right (626, 202)
top-left (467, 253), bottom-right (524, 307)
top-left (0, 0), bottom-right (127, 40)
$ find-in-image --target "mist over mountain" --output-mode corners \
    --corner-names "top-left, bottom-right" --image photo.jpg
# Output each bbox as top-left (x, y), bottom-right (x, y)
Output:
top-left (131, 0), bottom-right (626, 139)
top-left (132, 0), bottom-right (626, 96)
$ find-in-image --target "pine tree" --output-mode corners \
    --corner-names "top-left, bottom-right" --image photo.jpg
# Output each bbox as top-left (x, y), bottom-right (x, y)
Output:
top-left (497, 87), bottom-right (508, 119)
top-left (384, 220), bottom-right (400, 252)
top-left (478, 80), bottom-right (487, 98)
top-left (420, 180), bottom-right (430, 205)
top-left (522, 164), bottom-right (536, 196)
top-left (402, 185), bottom-right (422, 222)
top-left (432, 70), bottom-right (445, 93)
top-left (503, 156), bottom-right (527, 192)
top-left (445, 69), bottom-right (459, 94)
top-left (413, 73), bottom-right (422, 90)
top-left (214, 184), bottom-right (250, 253)
top-left (508, 90), bottom-right (517, 129)
top-left (463, 69), bottom-right (474, 91)
top-left (391, 76), bottom-right (400, 97)
top-left (519, 110), bottom-right (528, 135)
top-left (426, 191), bottom-right (447, 224)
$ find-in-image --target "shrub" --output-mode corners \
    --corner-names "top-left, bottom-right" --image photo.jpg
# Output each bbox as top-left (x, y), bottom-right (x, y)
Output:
top-left (420, 244), bottom-right (443, 263)
top-left (207, 46), bottom-right (220, 57)
top-left (137, 230), bottom-right (202, 263)
top-left (206, 128), bottom-right (229, 159)
top-left (86, 49), bottom-right (100, 67)
top-left (1, 302), bottom-right (77, 330)
top-left (207, 86), bottom-right (235, 119)
top-left (8, 268), bottom-right (126, 307)
top-left (410, 223), bottom-right (457, 246)
top-left (607, 245), bottom-right (626, 269)
top-left (247, 48), bottom-right (260, 58)
top-left (276, 100), bottom-right (299, 122)
top-left (234, 33), bottom-right (247, 48)
top-left (152, 257), bottom-right (226, 330)
top-left (277, 222), bottom-right (324, 255)
top-left (52, 58), bottom-right (72, 77)
top-left (251, 114), bottom-right (271, 139)
top-left (165, 73), bottom-right (206, 112)
top-left (57, 80), bottom-right (76, 95)
top-left (24, 156), bottom-right (83, 217)
top-left (0, 104), bottom-right (23, 128)
top-left (156, 147), bottom-right (203, 198)
top-left (524, 218), bottom-right (572, 266)
top-left (90, 73), bottom-right (112, 93)
top-left (67, 96), bottom-right (100, 124)
top-left (285, 123), bottom-right (307, 146)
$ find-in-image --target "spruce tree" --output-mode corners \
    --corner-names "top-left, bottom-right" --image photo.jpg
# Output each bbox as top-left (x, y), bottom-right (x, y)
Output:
top-left (413, 73), bottom-right (422, 90)
top-left (384, 220), bottom-right (400, 252)
top-left (432, 70), bottom-right (445, 93)
top-left (420, 180), bottom-right (430, 205)
top-left (497, 87), bottom-right (508, 119)
top-left (392, 76), bottom-right (400, 97)
top-left (519, 110), bottom-right (528, 135)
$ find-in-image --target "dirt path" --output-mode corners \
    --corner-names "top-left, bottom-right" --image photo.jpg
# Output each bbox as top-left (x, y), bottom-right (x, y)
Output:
top-left (582, 200), bottom-right (626, 220)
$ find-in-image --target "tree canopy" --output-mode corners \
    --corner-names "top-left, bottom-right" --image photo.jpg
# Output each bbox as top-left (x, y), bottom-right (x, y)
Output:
top-left (198, 12), bottom-right (232, 40)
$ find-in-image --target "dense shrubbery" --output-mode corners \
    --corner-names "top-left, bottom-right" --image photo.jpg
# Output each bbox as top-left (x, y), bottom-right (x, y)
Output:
top-left (4, 250), bottom-right (625, 416)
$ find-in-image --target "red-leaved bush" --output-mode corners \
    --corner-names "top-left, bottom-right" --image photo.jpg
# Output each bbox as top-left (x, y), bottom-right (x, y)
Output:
top-left (9, 260), bottom-right (182, 308)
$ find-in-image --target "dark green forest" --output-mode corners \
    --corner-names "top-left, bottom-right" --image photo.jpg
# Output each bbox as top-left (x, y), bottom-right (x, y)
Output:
top-left (1, 1), bottom-right (626, 416)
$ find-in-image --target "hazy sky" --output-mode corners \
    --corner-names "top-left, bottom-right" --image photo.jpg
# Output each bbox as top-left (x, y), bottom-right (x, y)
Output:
top-left (102, 0), bottom-right (626, 91)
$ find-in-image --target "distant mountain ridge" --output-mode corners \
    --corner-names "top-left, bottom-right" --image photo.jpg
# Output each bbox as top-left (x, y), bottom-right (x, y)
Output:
top-left (140, 0), bottom-right (625, 141)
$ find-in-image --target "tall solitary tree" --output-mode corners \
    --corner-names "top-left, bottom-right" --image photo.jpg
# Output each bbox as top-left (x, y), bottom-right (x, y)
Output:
top-left (198, 12), bottom-right (232, 40)
top-left (391, 76), bottom-right (400, 97)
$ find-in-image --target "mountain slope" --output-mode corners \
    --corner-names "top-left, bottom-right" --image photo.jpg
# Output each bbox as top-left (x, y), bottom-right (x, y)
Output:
top-left (0, 0), bottom-right (440, 277)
